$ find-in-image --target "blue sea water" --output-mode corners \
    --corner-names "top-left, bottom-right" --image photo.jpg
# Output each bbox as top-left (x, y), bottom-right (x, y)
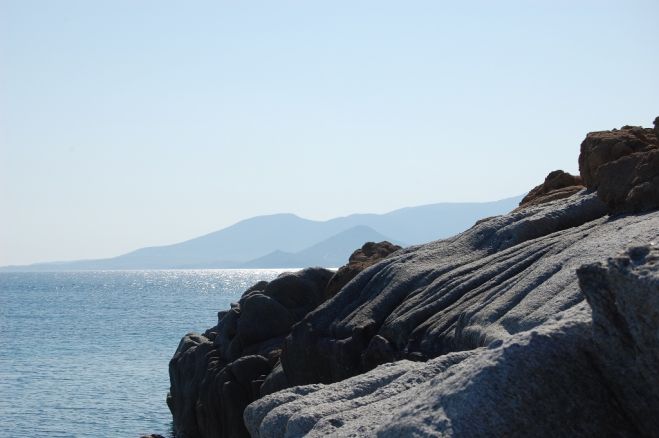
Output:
top-left (0, 270), bottom-right (287, 438)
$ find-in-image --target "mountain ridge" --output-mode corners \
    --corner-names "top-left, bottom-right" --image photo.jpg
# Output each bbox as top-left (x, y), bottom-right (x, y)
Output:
top-left (2, 196), bottom-right (522, 271)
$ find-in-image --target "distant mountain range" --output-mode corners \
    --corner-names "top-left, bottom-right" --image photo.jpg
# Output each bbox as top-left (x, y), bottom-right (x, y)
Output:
top-left (2, 196), bottom-right (522, 270)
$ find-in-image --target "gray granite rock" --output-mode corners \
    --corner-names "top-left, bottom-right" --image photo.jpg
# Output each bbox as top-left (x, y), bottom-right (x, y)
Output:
top-left (578, 245), bottom-right (659, 437)
top-left (246, 193), bottom-right (659, 437)
top-left (280, 192), bottom-right (614, 386)
top-left (246, 304), bottom-right (640, 437)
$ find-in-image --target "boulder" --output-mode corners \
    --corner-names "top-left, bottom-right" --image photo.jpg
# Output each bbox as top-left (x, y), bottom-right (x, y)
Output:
top-left (518, 170), bottom-right (583, 208)
top-left (167, 334), bottom-right (215, 438)
top-left (578, 245), bottom-right (659, 437)
top-left (168, 267), bottom-right (334, 438)
top-left (324, 241), bottom-right (401, 299)
top-left (594, 148), bottom-right (659, 213)
top-left (578, 124), bottom-right (657, 187)
top-left (578, 120), bottom-right (659, 213)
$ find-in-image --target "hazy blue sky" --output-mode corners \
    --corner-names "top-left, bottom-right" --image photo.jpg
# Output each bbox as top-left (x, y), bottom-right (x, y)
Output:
top-left (1, 1), bottom-right (658, 265)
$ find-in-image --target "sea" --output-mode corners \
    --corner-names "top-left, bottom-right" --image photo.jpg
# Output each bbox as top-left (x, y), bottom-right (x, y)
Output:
top-left (0, 269), bottom-right (289, 438)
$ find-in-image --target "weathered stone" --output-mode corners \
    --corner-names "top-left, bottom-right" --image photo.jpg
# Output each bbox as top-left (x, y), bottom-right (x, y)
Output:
top-left (170, 118), bottom-right (659, 437)
top-left (166, 334), bottom-right (215, 438)
top-left (579, 125), bottom-right (657, 188)
top-left (237, 294), bottom-right (294, 347)
top-left (324, 241), bottom-right (401, 299)
top-left (595, 148), bottom-right (659, 213)
top-left (518, 170), bottom-right (583, 208)
top-left (245, 305), bottom-right (640, 437)
top-left (259, 361), bottom-right (289, 397)
top-left (247, 202), bottom-right (659, 436)
top-left (168, 268), bottom-right (334, 438)
top-left (280, 192), bottom-right (612, 386)
top-left (578, 245), bottom-right (659, 437)
top-left (578, 120), bottom-right (659, 213)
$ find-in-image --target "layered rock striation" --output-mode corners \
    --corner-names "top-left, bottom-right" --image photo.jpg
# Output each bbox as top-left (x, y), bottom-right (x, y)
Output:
top-left (244, 118), bottom-right (659, 436)
top-left (246, 241), bottom-right (659, 437)
top-left (169, 118), bottom-right (659, 437)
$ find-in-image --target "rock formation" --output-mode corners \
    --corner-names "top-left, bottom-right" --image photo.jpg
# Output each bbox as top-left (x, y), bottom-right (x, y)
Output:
top-left (244, 243), bottom-right (659, 437)
top-left (168, 243), bottom-right (401, 438)
top-left (518, 170), bottom-right (583, 208)
top-left (168, 268), bottom-right (334, 438)
top-left (579, 123), bottom-right (659, 213)
top-left (578, 245), bottom-right (659, 437)
top-left (243, 118), bottom-right (659, 436)
top-left (324, 241), bottom-right (401, 299)
top-left (170, 118), bottom-right (659, 437)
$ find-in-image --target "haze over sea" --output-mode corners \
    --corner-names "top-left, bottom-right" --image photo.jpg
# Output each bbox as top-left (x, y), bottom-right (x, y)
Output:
top-left (0, 269), bottom-right (287, 438)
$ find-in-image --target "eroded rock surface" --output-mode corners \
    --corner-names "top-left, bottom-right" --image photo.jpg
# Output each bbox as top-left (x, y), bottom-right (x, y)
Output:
top-left (246, 197), bottom-right (659, 437)
top-left (171, 119), bottom-right (659, 437)
top-left (324, 241), bottom-right (401, 299)
top-left (246, 305), bottom-right (640, 437)
top-left (578, 245), bottom-right (659, 437)
top-left (168, 268), bottom-right (333, 438)
top-left (518, 170), bottom-right (583, 208)
top-left (579, 120), bottom-right (659, 213)
top-left (280, 192), bottom-right (615, 385)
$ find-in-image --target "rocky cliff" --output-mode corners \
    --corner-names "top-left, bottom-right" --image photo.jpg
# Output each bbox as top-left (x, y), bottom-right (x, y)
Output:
top-left (168, 243), bottom-right (400, 437)
top-left (169, 118), bottom-right (659, 437)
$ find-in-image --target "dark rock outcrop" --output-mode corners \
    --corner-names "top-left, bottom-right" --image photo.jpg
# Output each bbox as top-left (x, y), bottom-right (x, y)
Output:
top-left (592, 147), bottom-right (659, 213)
top-left (578, 245), bottom-right (659, 437)
top-left (324, 241), bottom-right (401, 299)
top-left (168, 268), bottom-right (333, 438)
top-left (579, 120), bottom-right (659, 213)
top-left (518, 170), bottom-right (583, 208)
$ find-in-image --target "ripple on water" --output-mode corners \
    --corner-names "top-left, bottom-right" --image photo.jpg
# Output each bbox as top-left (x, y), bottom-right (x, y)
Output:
top-left (0, 269), bottom-right (287, 438)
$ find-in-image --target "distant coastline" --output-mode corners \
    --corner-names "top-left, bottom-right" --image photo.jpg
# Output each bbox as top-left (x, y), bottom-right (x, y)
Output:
top-left (1, 197), bottom-right (521, 272)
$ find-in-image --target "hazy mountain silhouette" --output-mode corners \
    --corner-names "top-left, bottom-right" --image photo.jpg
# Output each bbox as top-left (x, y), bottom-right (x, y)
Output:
top-left (3, 196), bottom-right (522, 270)
top-left (238, 225), bottom-right (396, 268)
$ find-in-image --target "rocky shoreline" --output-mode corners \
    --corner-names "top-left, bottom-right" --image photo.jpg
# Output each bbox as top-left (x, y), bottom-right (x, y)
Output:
top-left (167, 118), bottom-right (659, 437)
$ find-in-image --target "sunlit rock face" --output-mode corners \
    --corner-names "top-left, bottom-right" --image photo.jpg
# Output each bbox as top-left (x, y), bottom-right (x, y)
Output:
top-left (246, 192), bottom-right (659, 438)
top-left (579, 121), bottom-right (659, 213)
top-left (171, 119), bottom-right (659, 437)
top-left (243, 118), bottom-right (659, 437)
top-left (518, 169), bottom-right (583, 209)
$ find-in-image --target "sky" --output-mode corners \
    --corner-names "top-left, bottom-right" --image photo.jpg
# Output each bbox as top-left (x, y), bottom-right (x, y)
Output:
top-left (1, 1), bottom-right (658, 266)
